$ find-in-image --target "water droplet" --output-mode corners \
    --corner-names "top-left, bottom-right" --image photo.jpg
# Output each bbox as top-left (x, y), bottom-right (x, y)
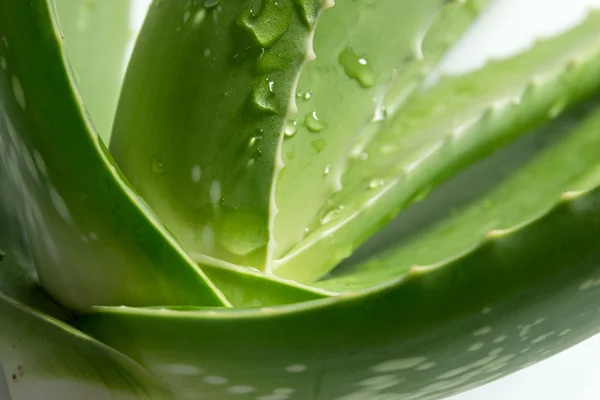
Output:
top-left (296, 90), bottom-right (312, 100)
top-left (321, 205), bottom-right (343, 224)
top-left (339, 47), bottom-right (375, 88)
top-left (305, 111), bottom-right (326, 132)
top-left (151, 156), bottom-right (164, 174)
top-left (236, 1), bottom-right (292, 47)
top-left (204, 48), bottom-right (211, 57)
top-left (311, 139), bottom-right (326, 153)
top-left (284, 120), bottom-right (298, 138)
top-left (218, 210), bottom-right (267, 256)
top-left (359, 152), bottom-right (368, 160)
top-left (204, 0), bottom-right (220, 7)
top-left (250, 78), bottom-right (278, 114)
top-left (323, 164), bottom-right (331, 176)
top-left (368, 179), bottom-right (384, 189)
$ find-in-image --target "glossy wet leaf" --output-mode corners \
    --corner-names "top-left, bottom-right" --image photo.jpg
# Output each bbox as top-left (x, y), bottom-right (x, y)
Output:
top-left (54, 0), bottom-right (131, 143)
top-left (78, 171), bottom-right (600, 399)
top-left (0, 292), bottom-right (170, 400)
top-left (274, 11), bottom-right (600, 282)
top-left (110, 0), bottom-right (333, 270)
top-left (272, 0), bottom-right (487, 268)
top-left (0, 0), bottom-right (229, 309)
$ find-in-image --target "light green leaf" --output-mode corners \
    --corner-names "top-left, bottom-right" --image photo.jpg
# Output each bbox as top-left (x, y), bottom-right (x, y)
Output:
top-left (272, 0), bottom-right (487, 266)
top-left (78, 174), bottom-right (600, 399)
top-left (320, 98), bottom-right (600, 291)
top-left (0, 292), bottom-right (171, 400)
top-left (0, 0), bottom-right (229, 309)
top-left (274, 10), bottom-right (600, 282)
top-left (53, 0), bottom-right (132, 143)
top-left (110, 0), bottom-right (333, 269)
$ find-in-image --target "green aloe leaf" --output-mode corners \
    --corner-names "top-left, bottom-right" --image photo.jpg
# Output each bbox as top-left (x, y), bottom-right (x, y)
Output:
top-left (0, 292), bottom-right (171, 400)
top-left (110, 0), bottom-right (333, 269)
top-left (273, 10), bottom-right (600, 282)
top-left (77, 161), bottom-right (600, 398)
top-left (319, 97), bottom-right (600, 291)
top-left (272, 0), bottom-right (487, 265)
top-left (53, 0), bottom-right (132, 143)
top-left (0, 0), bottom-right (229, 309)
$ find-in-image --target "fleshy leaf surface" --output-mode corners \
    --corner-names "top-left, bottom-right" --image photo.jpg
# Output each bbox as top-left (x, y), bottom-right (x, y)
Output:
top-left (53, 0), bottom-right (131, 143)
top-left (320, 98), bottom-right (600, 291)
top-left (110, 0), bottom-right (332, 269)
top-left (78, 172), bottom-right (600, 398)
top-left (272, 0), bottom-right (487, 265)
top-left (0, 292), bottom-right (171, 400)
top-left (0, 0), bottom-right (229, 309)
top-left (274, 10), bottom-right (600, 282)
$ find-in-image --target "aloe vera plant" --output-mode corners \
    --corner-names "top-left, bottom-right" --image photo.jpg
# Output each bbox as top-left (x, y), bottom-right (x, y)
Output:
top-left (3, 0), bottom-right (600, 398)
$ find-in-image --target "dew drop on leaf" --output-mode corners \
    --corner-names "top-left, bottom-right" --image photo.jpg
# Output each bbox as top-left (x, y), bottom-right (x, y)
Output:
top-left (284, 120), bottom-right (298, 138)
top-left (150, 156), bottom-right (164, 174)
top-left (218, 210), bottom-right (267, 256)
top-left (339, 47), bottom-right (375, 88)
top-left (305, 111), bottom-right (327, 132)
top-left (311, 138), bottom-right (326, 153)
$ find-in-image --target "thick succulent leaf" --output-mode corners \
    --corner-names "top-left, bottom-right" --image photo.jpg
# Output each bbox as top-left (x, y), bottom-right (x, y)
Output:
top-left (319, 99), bottom-right (600, 291)
top-left (110, 0), bottom-right (332, 269)
top-left (272, 0), bottom-right (487, 263)
top-left (0, 0), bottom-right (229, 309)
top-left (0, 292), bottom-right (171, 400)
top-left (53, 0), bottom-right (131, 143)
top-left (200, 262), bottom-right (335, 307)
top-left (0, 202), bottom-right (69, 321)
top-left (273, 10), bottom-right (600, 282)
top-left (78, 177), bottom-right (600, 399)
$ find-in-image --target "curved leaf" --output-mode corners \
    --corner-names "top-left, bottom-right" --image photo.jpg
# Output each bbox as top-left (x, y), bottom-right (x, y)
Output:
top-left (53, 0), bottom-right (131, 142)
top-left (0, 0), bottom-right (228, 309)
top-left (0, 292), bottom-right (171, 400)
top-left (272, 0), bottom-right (487, 265)
top-left (78, 177), bottom-right (600, 399)
top-left (110, 0), bottom-right (332, 269)
top-left (320, 99), bottom-right (600, 290)
top-left (274, 10), bottom-right (600, 282)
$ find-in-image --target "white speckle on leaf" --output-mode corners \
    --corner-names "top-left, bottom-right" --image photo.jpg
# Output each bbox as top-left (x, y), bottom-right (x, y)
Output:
top-left (191, 165), bottom-right (201, 182)
top-left (468, 343), bottom-right (484, 352)
top-left (203, 376), bottom-right (228, 385)
top-left (373, 357), bottom-right (427, 372)
top-left (532, 332), bottom-right (555, 344)
top-left (12, 75), bottom-right (25, 109)
top-left (162, 364), bottom-right (202, 376)
top-left (285, 364), bottom-right (307, 373)
top-left (227, 385), bottom-right (255, 394)
top-left (473, 326), bottom-right (492, 336)
top-left (210, 180), bottom-right (221, 204)
top-left (416, 361), bottom-right (436, 371)
top-left (493, 335), bottom-right (507, 343)
top-left (0, 57), bottom-right (6, 70)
